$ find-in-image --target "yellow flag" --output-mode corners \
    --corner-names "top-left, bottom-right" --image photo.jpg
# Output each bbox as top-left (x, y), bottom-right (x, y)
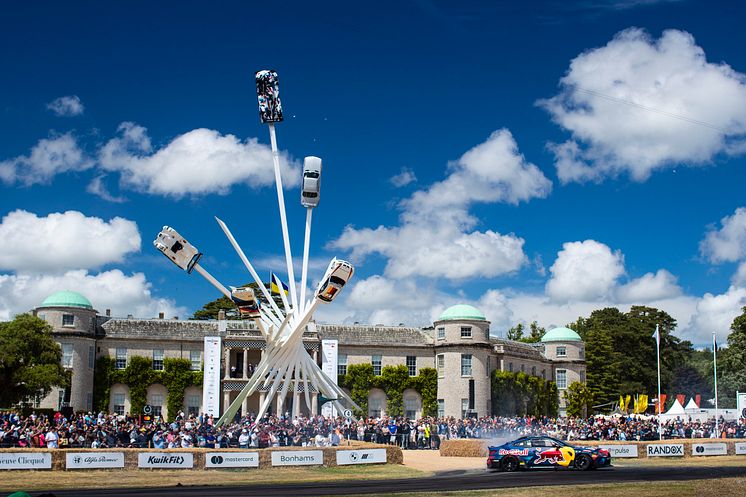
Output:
top-left (619, 395), bottom-right (624, 412)
top-left (624, 395), bottom-right (631, 412)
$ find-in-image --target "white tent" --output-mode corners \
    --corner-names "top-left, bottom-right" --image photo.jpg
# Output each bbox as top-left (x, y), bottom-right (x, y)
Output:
top-left (684, 398), bottom-right (699, 410)
top-left (665, 398), bottom-right (686, 415)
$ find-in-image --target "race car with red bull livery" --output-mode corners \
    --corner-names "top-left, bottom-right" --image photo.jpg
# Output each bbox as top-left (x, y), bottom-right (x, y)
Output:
top-left (487, 436), bottom-right (611, 471)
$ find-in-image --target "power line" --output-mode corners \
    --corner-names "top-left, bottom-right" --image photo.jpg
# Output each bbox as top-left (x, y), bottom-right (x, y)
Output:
top-left (574, 87), bottom-right (729, 133)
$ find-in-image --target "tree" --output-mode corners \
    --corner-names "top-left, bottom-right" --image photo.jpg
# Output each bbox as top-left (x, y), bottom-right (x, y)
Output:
top-left (192, 282), bottom-right (285, 320)
top-left (0, 314), bottom-right (69, 407)
top-left (520, 321), bottom-right (545, 343)
top-left (584, 316), bottom-right (620, 406)
top-left (720, 306), bottom-right (746, 406)
top-left (506, 323), bottom-right (524, 341)
top-left (564, 381), bottom-right (594, 417)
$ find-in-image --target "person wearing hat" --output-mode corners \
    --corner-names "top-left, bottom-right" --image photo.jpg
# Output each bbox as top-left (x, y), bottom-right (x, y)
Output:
top-left (238, 429), bottom-right (250, 448)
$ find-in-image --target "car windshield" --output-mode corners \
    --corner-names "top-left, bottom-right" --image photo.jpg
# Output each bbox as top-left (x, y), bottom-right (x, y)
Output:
top-left (303, 191), bottom-right (318, 197)
top-left (329, 275), bottom-right (346, 285)
top-left (304, 171), bottom-right (320, 178)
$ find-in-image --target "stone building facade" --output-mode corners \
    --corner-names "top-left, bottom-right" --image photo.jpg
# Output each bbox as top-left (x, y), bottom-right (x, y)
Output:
top-left (31, 293), bottom-right (585, 418)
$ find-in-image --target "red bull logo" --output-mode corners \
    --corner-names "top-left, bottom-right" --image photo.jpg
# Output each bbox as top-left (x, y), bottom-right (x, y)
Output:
top-left (499, 448), bottom-right (529, 456)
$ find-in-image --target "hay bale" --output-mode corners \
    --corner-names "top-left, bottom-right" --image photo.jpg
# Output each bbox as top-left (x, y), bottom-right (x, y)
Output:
top-left (439, 439), bottom-right (487, 457)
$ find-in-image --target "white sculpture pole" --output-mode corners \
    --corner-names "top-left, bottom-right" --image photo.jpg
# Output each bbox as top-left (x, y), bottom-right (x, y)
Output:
top-left (267, 121), bottom-right (298, 311)
top-left (299, 207), bottom-right (312, 311)
top-left (192, 264), bottom-right (231, 299)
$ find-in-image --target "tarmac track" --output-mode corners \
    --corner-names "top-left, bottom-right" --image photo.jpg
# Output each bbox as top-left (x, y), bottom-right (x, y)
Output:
top-left (43, 465), bottom-right (746, 497)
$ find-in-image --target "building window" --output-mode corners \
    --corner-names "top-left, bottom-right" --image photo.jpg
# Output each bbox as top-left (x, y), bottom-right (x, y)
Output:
top-left (437, 399), bottom-right (445, 418)
top-left (406, 356), bottom-right (417, 376)
top-left (508, 362), bottom-right (513, 372)
top-left (62, 314), bottom-right (74, 327)
top-left (460, 326), bottom-right (472, 338)
top-left (404, 396), bottom-right (419, 419)
top-left (189, 350), bottom-right (201, 371)
top-left (338, 353), bottom-right (347, 377)
top-left (580, 370), bottom-right (586, 383)
top-left (150, 394), bottom-right (164, 417)
top-left (579, 347), bottom-right (585, 359)
top-left (557, 346), bottom-right (567, 357)
top-left (115, 348), bottom-right (127, 369)
top-left (152, 349), bottom-right (164, 371)
top-left (461, 354), bottom-right (472, 376)
top-left (88, 346), bottom-right (95, 369)
top-left (542, 369), bottom-right (546, 379)
top-left (521, 364), bottom-right (525, 372)
top-left (437, 355), bottom-right (445, 378)
top-left (372, 355), bottom-right (382, 376)
top-left (531, 366), bottom-right (536, 376)
top-left (86, 393), bottom-right (93, 411)
top-left (461, 398), bottom-right (469, 418)
top-left (187, 395), bottom-right (200, 416)
top-left (113, 393), bottom-right (125, 415)
top-left (38, 313), bottom-right (46, 322)
top-left (369, 397), bottom-right (382, 418)
top-left (556, 369), bottom-right (567, 389)
top-left (61, 343), bottom-right (73, 368)
top-left (437, 327), bottom-right (445, 340)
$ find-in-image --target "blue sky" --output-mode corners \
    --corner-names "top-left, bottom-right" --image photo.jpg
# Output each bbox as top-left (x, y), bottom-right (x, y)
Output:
top-left (2, 0), bottom-right (746, 346)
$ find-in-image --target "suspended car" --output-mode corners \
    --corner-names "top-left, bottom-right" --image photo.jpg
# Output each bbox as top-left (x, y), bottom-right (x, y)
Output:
top-left (315, 258), bottom-right (354, 303)
top-left (230, 286), bottom-right (260, 319)
top-left (255, 69), bottom-right (283, 123)
top-left (153, 226), bottom-right (202, 273)
top-left (301, 156), bottom-right (322, 208)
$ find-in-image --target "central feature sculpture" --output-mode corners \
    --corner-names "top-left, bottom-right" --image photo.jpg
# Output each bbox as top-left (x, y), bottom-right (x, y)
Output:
top-left (153, 70), bottom-right (359, 425)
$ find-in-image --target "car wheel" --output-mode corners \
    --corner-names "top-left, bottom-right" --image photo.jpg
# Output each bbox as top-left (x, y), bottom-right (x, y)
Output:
top-left (575, 454), bottom-right (593, 471)
top-left (500, 456), bottom-right (519, 472)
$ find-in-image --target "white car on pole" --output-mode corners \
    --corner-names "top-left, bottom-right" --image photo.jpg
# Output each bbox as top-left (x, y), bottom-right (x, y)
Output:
top-left (153, 226), bottom-right (202, 273)
top-left (301, 156), bottom-right (322, 208)
top-left (316, 259), bottom-right (354, 303)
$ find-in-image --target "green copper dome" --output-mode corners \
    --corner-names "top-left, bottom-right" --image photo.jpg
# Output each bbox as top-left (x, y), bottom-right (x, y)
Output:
top-left (40, 290), bottom-right (93, 310)
top-left (437, 304), bottom-right (486, 322)
top-left (541, 327), bottom-right (581, 342)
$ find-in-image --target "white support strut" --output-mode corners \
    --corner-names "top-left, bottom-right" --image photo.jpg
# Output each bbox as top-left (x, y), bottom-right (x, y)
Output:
top-left (300, 207), bottom-right (313, 312)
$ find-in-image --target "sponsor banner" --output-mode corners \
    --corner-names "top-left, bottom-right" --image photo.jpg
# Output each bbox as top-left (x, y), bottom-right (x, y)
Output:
top-left (0, 453), bottom-right (51, 470)
top-left (735, 442), bottom-right (746, 455)
top-left (203, 336), bottom-right (222, 417)
top-left (336, 449), bottom-right (387, 465)
top-left (138, 453), bottom-right (194, 469)
top-left (271, 450), bottom-right (323, 466)
top-left (205, 452), bottom-right (259, 468)
top-left (598, 444), bottom-right (638, 458)
top-left (692, 443), bottom-right (727, 456)
top-left (66, 452), bottom-right (124, 469)
top-left (647, 444), bottom-right (684, 457)
top-left (321, 338), bottom-right (338, 418)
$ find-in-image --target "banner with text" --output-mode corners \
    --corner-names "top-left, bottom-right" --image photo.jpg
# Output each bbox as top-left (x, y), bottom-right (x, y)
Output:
top-left (66, 452), bottom-right (124, 469)
top-left (321, 339), bottom-right (338, 417)
top-left (597, 445), bottom-right (638, 458)
top-left (736, 442), bottom-right (746, 455)
top-left (205, 452), bottom-right (259, 468)
top-left (692, 443), bottom-right (727, 456)
top-left (203, 336), bottom-right (222, 417)
top-left (0, 453), bottom-right (51, 470)
top-left (647, 444), bottom-right (684, 457)
top-left (336, 448), bottom-right (387, 465)
top-left (271, 450), bottom-right (324, 466)
top-left (138, 453), bottom-right (194, 469)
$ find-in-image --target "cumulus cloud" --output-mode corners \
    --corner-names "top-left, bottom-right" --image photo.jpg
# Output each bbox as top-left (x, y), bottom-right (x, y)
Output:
top-left (700, 207), bottom-right (746, 263)
top-left (86, 175), bottom-right (126, 203)
top-left (99, 122), bottom-right (300, 197)
top-left (46, 95), bottom-right (84, 117)
top-left (733, 262), bottom-right (746, 287)
top-left (332, 130), bottom-right (549, 280)
top-left (0, 269), bottom-right (185, 320)
top-left (0, 210), bottom-right (140, 273)
top-left (616, 269), bottom-right (682, 303)
top-left (686, 285), bottom-right (746, 344)
top-left (540, 28), bottom-right (746, 183)
top-left (0, 133), bottom-right (92, 186)
top-left (389, 168), bottom-right (417, 187)
top-left (546, 240), bottom-right (625, 302)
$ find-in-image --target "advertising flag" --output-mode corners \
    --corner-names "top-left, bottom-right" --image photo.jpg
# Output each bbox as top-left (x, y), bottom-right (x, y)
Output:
top-left (652, 324), bottom-right (660, 347)
top-left (270, 272), bottom-right (289, 296)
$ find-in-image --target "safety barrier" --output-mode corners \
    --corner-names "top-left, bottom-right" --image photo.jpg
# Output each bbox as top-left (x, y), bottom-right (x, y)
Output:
top-left (0, 443), bottom-right (402, 470)
top-left (439, 438), bottom-right (746, 458)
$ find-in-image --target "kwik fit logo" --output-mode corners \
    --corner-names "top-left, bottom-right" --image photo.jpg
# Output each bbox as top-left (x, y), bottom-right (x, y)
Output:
top-left (148, 455), bottom-right (185, 464)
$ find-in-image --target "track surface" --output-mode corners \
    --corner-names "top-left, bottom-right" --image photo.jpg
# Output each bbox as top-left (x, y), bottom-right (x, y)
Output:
top-left (42, 465), bottom-right (746, 497)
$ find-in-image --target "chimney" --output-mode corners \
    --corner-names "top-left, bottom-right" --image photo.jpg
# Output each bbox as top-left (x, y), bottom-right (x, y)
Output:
top-left (172, 316), bottom-right (178, 320)
top-left (127, 314), bottom-right (133, 319)
top-left (106, 309), bottom-right (111, 317)
top-left (158, 312), bottom-right (164, 319)
top-left (218, 309), bottom-right (226, 321)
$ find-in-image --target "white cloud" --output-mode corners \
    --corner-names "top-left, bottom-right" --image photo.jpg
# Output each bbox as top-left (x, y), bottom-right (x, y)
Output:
top-left (0, 133), bottom-right (92, 185)
top-left (332, 130), bottom-right (549, 280)
top-left (733, 262), bottom-right (746, 287)
top-left (686, 285), bottom-right (746, 345)
top-left (540, 28), bottom-right (746, 183)
top-left (0, 210), bottom-right (140, 273)
top-left (700, 207), bottom-right (746, 263)
top-left (616, 269), bottom-right (682, 303)
top-left (86, 175), bottom-right (126, 203)
top-left (546, 240), bottom-right (625, 302)
top-left (99, 122), bottom-right (300, 197)
top-left (0, 269), bottom-right (185, 321)
top-left (46, 95), bottom-right (84, 117)
top-left (389, 167), bottom-right (416, 187)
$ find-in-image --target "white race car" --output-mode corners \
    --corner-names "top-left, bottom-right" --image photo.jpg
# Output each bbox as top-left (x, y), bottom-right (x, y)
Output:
top-left (230, 286), bottom-right (260, 319)
top-left (301, 156), bottom-right (322, 208)
top-left (153, 226), bottom-right (202, 273)
top-left (315, 258), bottom-right (354, 303)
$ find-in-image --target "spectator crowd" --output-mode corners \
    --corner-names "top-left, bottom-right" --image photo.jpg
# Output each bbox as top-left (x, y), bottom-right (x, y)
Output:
top-left (0, 410), bottom-right (744, 450)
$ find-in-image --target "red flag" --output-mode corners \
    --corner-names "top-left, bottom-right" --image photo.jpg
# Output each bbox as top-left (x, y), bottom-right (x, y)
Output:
top-left (658, 394), bottom-right (667, 414)
top-left (695, 394), bottom-right (701, 408)
top-left (676, 394), bottom-right (686, 406)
